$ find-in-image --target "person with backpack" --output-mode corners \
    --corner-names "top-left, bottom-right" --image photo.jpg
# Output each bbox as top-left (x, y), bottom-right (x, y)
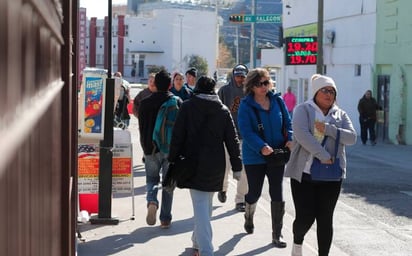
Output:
top-left (138, 70), bottom-right (183, 229)
top-left (168, 76), bottom-right (242, 256)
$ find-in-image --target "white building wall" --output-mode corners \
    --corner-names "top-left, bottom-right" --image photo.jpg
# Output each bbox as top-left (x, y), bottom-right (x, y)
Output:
top-left (275, 0), bottom-right (377, 133)
top-left (87, 6), bottom-right (217, 79)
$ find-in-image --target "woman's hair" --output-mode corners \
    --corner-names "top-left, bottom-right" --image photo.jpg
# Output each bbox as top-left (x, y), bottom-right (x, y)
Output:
top-left (244, 68), bottom-right (270, 95)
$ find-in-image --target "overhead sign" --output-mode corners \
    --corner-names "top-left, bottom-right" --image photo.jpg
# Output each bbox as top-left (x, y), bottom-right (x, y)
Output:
top-left (284, 36), bottom-right (318, 65)
top-left (244, 14), bottom-right (282, 23)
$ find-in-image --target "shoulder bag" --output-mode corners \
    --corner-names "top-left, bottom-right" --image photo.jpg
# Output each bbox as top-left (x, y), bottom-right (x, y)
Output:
top-left (310, 130), bottom-right (342, 181)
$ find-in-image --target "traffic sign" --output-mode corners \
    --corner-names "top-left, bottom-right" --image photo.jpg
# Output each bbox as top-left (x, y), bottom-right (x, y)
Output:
top-left (244, 14), bottom-right (282, 23)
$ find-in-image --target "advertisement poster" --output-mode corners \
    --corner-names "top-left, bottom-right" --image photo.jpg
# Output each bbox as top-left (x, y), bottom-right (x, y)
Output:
top-left (78, 142), bottom-right (133, 194)
top-left (79, 68), bottom-right (107, 139)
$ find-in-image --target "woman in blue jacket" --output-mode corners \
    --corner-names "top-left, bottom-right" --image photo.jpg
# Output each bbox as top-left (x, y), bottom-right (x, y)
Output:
top-left (238, 68), bottom-right (293, 248)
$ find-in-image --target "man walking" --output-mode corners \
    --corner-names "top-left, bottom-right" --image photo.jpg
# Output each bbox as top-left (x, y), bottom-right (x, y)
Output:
top-left (217, 64), bottom-right (249, 212)
top-left (358, 90), bottom-right (380, 145)
top-left (138, 70), bottom-right (182, 228)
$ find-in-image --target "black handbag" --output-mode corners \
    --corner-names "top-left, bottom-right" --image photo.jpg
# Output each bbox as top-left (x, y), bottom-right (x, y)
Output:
top-left (310, 130), bottom-right (342, 181)
top-left (162, 155), bottom-right (196, 193)
top-left (253, 97), bottom-right (290, 167)
top-left (263, 148), bottom-right (291, 167)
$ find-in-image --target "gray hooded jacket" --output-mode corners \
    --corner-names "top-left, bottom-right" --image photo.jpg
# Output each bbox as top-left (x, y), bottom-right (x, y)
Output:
top-left (284, 101), bottom-right (357, 182)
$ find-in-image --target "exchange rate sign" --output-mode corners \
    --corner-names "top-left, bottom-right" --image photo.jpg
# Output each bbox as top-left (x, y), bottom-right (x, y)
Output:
top-left (285, 36), bottom-right (318, 65)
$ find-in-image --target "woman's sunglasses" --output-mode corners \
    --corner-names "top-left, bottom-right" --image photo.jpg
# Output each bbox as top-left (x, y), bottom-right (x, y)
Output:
top-left (255, 80), bottom-right (270, 88)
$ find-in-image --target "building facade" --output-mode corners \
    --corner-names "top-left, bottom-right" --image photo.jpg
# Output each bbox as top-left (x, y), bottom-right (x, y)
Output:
top-left (262, 0), bottom-right (411, 145)
top-left (85, 3), bottom-right (218, 81)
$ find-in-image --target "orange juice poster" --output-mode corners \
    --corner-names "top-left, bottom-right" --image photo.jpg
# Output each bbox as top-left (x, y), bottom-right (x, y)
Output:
top-left (79, 68), bottom-right (107, 139)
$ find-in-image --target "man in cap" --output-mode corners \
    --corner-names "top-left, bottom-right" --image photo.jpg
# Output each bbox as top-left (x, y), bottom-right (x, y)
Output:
top-left (217, 64), bottom-right (249, 212)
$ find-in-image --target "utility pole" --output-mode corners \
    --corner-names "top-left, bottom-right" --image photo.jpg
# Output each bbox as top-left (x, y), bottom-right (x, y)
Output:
top-left (317, 0), bottom-right (324, 74)
top-left (235, 26), bottom-right (239, 64)
top-left (249, 0), bottom-right (256, 68)
top-left (178, 15), bottom-right (184, 71)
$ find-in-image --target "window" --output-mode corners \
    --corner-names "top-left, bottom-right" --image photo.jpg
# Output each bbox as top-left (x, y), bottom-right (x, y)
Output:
top-left (355, 64), bottom-right (361, 76)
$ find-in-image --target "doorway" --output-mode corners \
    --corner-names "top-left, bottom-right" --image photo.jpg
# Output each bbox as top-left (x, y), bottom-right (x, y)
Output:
top-left (377, 75), bottom-right (390, 142)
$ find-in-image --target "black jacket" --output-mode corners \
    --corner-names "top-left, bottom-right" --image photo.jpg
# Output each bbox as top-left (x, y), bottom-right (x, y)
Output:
top-left (357, 96), bottom-right (379, 120)
top-left (168, 93), bottom-right (242, 192)
top-left (138, 91), bottom-right (182, 155)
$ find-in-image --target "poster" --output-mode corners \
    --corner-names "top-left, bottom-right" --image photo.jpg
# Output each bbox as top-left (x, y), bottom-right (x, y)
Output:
top-left (79, 68), bottom-right (107, 139)
top-left (78, 130), bottom-right (133, 194)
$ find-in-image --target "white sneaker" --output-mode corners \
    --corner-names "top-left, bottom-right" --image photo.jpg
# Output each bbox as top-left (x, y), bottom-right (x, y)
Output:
top-left (146, 202), bottom-right (158, 225)
top-left (291, 243), bottom-right (302, 256)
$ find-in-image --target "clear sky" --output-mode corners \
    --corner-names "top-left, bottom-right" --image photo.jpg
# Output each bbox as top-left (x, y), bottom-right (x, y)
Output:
top-left (80, 0), bottom-right (127, 18)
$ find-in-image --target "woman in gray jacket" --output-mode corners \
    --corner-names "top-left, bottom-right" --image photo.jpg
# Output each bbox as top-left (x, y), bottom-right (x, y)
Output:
top-left (285, 74), bottom-right (357, 256)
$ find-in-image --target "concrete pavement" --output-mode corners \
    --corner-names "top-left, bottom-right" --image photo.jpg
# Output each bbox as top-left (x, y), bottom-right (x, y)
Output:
top-left (77, 115), bottom-right (412, 256)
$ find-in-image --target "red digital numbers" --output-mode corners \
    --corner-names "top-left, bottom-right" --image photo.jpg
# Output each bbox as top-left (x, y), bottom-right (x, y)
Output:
top-left (285, 37), bottom-right (317, 65)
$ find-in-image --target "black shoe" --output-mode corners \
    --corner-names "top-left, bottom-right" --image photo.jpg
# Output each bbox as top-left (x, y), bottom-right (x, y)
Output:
top-left (236, 202), bottom-right (246, 212)
top-left (218, 191), bottom-right (227, 203)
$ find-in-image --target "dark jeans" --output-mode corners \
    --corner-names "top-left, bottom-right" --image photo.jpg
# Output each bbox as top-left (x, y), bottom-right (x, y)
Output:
top-left (359, 117), bottom-right (376, 144)
top-left (291, 174), bottom-right (342, 256)
top-left (244, 164), bottom-right (285, 204)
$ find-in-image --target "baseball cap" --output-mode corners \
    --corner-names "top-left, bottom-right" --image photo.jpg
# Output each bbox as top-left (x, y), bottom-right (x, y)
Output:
top-left (233, 64), bottom-right (248, 77)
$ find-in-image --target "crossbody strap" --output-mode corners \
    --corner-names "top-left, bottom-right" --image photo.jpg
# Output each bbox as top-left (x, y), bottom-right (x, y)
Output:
top-left (321, 129), bottom-right (340, 158)
top-left (252, 96), bottom-right (286, 141)
top-left (252, 107), bottom-right (265, 140)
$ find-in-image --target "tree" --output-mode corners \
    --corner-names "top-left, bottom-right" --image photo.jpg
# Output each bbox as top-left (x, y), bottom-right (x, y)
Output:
top-left (147, 65), bottom-right (166, 74)
top-left (187, 54), bottom-right (208, 77)
top-left (218, 40), bottom-right (235, 68)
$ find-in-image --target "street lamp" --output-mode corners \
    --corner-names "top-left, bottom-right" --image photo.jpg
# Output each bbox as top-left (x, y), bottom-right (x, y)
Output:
top-left (178, 15), bottom-right (184, 71)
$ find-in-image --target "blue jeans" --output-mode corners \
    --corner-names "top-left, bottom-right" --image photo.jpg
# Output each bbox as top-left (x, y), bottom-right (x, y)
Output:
top-left (144, 152), bottom-right (173, 222)
top-left (190, 189), bottom-right (214, 256)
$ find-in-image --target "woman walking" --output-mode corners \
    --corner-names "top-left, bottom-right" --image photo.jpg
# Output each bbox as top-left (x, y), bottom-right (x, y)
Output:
top-left (238, 68), bottom-right (293, 248)
top-left (285, 74), bottom-right (356, 256)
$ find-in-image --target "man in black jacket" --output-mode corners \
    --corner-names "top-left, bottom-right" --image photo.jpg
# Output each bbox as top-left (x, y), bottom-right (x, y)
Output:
top-left (168, 76), bottom-right (242, 256)
top-left (138, 70), bottom-right (182, 228)
top-left (357, 90), bottom-right (380, 145)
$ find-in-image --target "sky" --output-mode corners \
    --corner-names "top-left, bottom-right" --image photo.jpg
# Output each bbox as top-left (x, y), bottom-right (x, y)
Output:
top-left (80, 0), bottom-right (127, 18)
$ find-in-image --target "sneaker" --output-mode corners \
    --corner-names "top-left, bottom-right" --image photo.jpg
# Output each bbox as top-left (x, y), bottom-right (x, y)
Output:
top-left (235, 202), bottom-right (246, 212)
top-left (218, 191), bottom-right (227, 203)
top-left (146, 202), bottom-right (158, 226)
top-left (160, 220), bottom-right (171, 229)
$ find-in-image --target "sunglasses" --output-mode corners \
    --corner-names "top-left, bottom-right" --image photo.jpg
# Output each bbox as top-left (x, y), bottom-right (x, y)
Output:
top-left (319, 88), bottom-right (336, 95)
top-left (255, 80), bottom-right (270, 88)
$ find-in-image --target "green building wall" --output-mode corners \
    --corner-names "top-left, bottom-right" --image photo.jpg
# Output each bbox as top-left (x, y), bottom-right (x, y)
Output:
top-left (375, 0), bottom-right (412, 144)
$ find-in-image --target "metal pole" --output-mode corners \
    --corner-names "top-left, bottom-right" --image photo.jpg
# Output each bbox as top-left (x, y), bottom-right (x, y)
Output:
top-left (92, 0), bottom-right (118, 225)
top-left (179, 15), bottom-right (183, 71)
top-left (249, 0), bottom-right (255, 68)
top-left (317, 0), bottom-right (324, 74)
top-left (235, 26), bottom-right (239, 64)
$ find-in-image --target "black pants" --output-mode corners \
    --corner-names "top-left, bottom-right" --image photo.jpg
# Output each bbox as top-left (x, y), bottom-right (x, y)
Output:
top-left (244, 164), bottom-right (285, 204)
top-left (291, 174), bottom-right (342, 256)
top-left (359, 117), bottom-right (376, 144)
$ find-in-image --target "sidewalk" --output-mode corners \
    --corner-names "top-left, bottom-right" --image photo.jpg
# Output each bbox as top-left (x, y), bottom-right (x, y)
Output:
top-left (77, 116), bottom-right (411, 256)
